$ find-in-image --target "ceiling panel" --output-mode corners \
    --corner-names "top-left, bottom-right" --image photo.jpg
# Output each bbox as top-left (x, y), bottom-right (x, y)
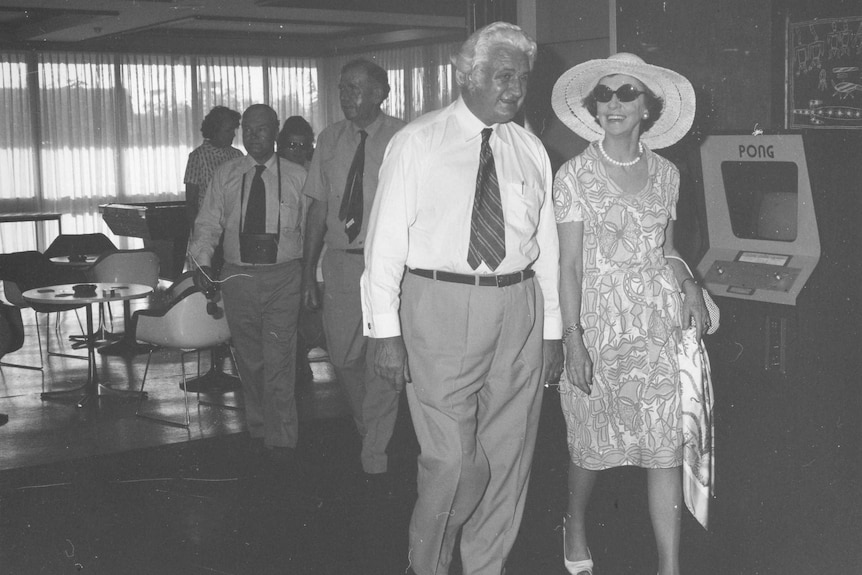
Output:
top-left (0, 0), bottom-right (466, 55)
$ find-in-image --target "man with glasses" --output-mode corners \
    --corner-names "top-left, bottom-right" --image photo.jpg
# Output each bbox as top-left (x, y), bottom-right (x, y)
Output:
top-left (301, 59), bottom-right (405, 494)
top-left (190, 104), bottom-right (307, 470)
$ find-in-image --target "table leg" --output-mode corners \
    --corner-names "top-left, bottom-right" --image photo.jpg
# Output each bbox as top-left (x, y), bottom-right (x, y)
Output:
top-left (76, 304), bottom-right (98, 407)
top-left (41, 302), bottom-right (147, 407)
top-left (39, 305), bottom-right (91, 401)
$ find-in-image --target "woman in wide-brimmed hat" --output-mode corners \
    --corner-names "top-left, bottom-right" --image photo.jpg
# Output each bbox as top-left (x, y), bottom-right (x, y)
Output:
top-left (551, 53), bottom-right (709, 575)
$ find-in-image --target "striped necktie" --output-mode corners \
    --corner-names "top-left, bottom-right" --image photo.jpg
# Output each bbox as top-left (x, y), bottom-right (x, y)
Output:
top-left (467, 128), bottom-right (505, 271)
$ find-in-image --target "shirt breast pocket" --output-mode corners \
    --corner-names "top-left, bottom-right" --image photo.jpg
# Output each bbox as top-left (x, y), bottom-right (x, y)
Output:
top-left (279, 200), bottom-right (302, 233)
top-left (502, 178), bottom-right (542, 233)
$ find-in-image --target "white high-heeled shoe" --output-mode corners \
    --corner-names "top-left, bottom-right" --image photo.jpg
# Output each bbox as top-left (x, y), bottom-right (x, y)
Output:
top-left (563, 525), bottom-right (593, 575)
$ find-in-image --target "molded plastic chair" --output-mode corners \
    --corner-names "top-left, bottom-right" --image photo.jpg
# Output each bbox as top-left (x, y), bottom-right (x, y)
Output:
top-left (88, 249), bottom-right (160, 355)
top-left (133, 287), bottom-right (235, 427)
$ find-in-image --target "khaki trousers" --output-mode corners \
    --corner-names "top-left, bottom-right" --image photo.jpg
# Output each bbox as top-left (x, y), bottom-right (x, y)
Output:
top-left (401, 272), bottom-right (545, 575)
top-left (322, 248), bottom-right (400, 473)
top-left (221, 260), bottom-right (301, 448)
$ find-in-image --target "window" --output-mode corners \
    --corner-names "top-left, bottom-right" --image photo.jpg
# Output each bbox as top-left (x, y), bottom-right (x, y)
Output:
top-left (0, 44), bottom-right (457, 253)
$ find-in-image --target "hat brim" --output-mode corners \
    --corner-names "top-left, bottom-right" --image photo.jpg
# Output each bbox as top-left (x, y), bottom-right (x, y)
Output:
top-left (551, 56), bottom-right (695, 149)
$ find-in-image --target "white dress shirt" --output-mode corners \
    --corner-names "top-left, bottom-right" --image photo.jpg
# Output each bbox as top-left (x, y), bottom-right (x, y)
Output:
top-left (360, 97), bottom-right (561, 339)
top-left (189, 153), bottom-right (307, 267)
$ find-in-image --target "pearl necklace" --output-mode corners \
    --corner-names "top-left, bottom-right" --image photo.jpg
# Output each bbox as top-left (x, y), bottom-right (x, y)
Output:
top-left (598, 140), bottom-right (644, 168)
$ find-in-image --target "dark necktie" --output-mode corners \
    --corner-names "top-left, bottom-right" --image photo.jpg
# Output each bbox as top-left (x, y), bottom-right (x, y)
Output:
top-left (244, 164), bottom-right (267, 233)
top-left (339, 130), bottom-right (367, 243)
top-left (467, 128), bottom-right (505, 271)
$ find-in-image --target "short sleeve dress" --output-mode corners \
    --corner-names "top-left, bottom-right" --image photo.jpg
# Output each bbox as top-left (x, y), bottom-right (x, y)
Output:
top-left (553, 142), bottom-right (684, 470)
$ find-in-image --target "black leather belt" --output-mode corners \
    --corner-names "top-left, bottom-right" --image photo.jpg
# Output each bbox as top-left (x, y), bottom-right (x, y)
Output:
top-left (345, 248), bottom-right (364, 255)
top-left (409, 268), bottom-right (534, 288)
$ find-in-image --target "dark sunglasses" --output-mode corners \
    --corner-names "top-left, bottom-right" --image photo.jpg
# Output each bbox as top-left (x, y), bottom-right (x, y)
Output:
top-left (592, 84), bottom-right (645, 103)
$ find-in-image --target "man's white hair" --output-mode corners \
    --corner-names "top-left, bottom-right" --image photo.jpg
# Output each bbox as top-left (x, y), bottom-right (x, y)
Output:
top-left (452, 21), bottom-right (537, 89)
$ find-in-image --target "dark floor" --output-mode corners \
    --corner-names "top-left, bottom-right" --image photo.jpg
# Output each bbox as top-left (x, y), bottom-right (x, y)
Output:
top-left (0, 296), bottom-right (860, 574)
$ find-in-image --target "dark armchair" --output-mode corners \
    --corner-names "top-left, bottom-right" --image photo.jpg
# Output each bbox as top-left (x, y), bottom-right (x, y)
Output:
top-left (0, 250), bottom-right (90, 367)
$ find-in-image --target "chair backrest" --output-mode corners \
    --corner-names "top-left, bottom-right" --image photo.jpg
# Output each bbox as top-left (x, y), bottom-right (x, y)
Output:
top-left (166, 271), bottom-right (196, 303)
top-left (90, 249), bottom-right (160, 288)
top-left (135, 288), bottom-right (231, 350)
top-left (44, 233), bottom-right (117, 259)
top-left (0, 251), bottom-right (87, 290)
top-left (0, 304), bottom-right (25, 356)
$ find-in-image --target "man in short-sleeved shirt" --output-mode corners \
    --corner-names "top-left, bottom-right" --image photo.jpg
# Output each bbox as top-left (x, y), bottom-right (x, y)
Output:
top-left (301, 59), bottom-right (405, 485)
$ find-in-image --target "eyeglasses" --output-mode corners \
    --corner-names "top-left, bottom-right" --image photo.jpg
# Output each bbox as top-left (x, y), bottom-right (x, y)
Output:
top-left (592, 84), bottom-right (645, 103)
top-left (283, 141), bottom-right (309, 150)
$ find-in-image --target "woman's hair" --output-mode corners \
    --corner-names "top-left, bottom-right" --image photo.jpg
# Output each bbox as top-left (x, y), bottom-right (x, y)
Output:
top-left (582, 76), bottom-right (664, 135)
top-left (277, 115), bottom-right (315, 150)
top-left (341, 58), bottom-right (391, 99)
top-left (200, 106), bottom-right (241, 139)
top-left (452, 21), bottom-right (537, 89)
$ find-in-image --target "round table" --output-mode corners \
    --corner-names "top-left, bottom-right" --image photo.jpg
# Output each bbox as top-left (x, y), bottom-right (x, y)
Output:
top-left (23, 283), bottom-right (153, 407)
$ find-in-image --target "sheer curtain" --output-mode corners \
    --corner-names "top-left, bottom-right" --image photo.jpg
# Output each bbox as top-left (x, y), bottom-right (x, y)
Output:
top-left (0, 52), bottom-right (40, 252)
top-left (119, 53), bottom-right (194, 202)
top-left (268, 56), bottom-right (321, 142)
top-left (0, 41), bottom-right (458, 254)
top-left (38, 52), bottom-right (120, 244)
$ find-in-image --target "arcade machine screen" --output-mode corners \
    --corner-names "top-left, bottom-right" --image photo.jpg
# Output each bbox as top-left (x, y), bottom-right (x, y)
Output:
top-left (721, 162), bottom-right (798, 243)
top-left (696, 135), bottom-right (820, 306)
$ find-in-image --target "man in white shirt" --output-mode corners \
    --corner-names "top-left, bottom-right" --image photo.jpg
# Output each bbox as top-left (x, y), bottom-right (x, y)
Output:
top-left (189, 104), bottom-right (307, 468)
top-left (361, 22), bottom-right (563, 575)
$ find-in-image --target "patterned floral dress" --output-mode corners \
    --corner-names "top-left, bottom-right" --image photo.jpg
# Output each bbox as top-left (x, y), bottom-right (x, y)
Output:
top-left (553, 142), bottom-right (684, 470)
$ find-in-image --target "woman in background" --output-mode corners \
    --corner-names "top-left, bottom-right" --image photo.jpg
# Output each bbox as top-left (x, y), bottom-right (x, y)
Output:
top-left (551, 53), bottom-right (708, 575)
top-left (277, 115), bottom-right (315, 168)
top-left (277, 115), bottom-right (322, 380)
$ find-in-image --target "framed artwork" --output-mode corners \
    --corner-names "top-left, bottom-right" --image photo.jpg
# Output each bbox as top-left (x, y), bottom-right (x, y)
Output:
top-left (787, 16), bottom-right (862, 129)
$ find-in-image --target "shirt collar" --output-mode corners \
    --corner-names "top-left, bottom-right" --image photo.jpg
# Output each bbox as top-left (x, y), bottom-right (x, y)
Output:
top-left (453, 97), bottom-right (513, 146)
top-left (350, 112), bottom-right (384, 137)
top-left (244, 152), bottom-right (279, 171)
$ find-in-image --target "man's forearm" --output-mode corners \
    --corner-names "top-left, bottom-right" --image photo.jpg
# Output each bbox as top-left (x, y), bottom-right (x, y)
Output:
top-left (302, 199), bottom-right (327, 280)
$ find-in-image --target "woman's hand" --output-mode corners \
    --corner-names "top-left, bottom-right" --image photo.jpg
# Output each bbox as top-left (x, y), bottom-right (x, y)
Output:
top-left (564, 337), bottom-right (593, 396)
top-left (682, 281), bottom-right (710, 342)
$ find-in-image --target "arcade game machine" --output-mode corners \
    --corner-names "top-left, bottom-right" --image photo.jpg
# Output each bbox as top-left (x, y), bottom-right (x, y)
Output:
top-left (696, 133), bottom-right (820, 375)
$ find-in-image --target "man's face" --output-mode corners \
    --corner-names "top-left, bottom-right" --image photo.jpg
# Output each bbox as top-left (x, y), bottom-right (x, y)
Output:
top-left (339, 67), bottom-right (383, 127)
top-left (462, 45), bottom-right (530, 125)
top-left (242, 108), bottom-right (278, 162)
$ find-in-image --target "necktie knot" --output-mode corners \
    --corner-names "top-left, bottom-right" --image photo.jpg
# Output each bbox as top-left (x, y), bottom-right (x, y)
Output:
top-left (254, 164), bottom-right (266, 176)
top-left (481, 127), bottom-right (492, 144)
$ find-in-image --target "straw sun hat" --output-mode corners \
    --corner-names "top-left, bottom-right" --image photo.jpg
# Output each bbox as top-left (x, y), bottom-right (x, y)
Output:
top-left (551, 52), bottom-right (695, 149)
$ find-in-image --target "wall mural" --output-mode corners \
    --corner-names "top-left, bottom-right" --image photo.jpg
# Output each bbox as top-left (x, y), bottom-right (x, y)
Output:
top-left (788, 15), bottom-right (862, 129)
